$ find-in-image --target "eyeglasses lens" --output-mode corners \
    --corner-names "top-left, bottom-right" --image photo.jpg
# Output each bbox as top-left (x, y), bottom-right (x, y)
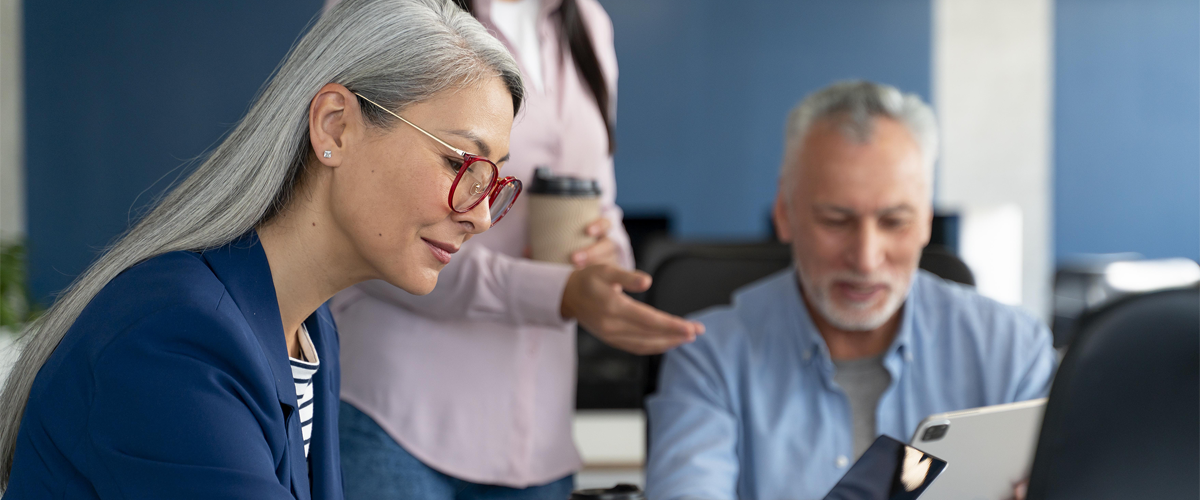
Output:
top-left (452, 160), bottom-right (497, 212)
top-left (489, 181), bottom-right (521, 223)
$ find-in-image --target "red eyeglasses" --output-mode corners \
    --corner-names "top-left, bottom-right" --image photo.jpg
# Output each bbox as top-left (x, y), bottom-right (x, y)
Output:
top-left (354, 92), bottom-right (522, 225)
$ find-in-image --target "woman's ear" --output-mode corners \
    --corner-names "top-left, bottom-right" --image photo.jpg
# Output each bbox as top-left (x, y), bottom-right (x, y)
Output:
top-left (308, 83), bottom-right (361, 167)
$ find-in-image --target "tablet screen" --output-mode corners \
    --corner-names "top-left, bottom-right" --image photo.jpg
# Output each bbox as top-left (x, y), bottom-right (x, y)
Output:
top-left (822, 435), bottom-right (947, 500)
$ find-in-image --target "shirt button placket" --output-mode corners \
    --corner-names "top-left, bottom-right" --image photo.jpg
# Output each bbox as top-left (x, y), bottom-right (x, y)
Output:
top-left (836, 455), bottom-right (849, 469)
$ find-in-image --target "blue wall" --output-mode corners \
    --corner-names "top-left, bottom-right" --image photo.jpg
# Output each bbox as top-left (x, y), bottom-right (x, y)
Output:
top-left (23, 0), bottom-right (935, 302)
top-left (1055, 0), bottom-right (1200, 261)
top-left (599, 0), bottom-right (932, 238)
top-left (24, 1), bottom-right (323, 303)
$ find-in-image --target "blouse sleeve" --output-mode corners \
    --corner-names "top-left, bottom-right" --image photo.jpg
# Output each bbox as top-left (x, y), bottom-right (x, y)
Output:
top-left (346, 244), bottom-right (576, 328)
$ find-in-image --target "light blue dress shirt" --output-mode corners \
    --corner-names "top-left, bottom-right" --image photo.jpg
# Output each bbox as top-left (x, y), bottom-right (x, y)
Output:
top-left (645, 268), bottom-right (1058, 500)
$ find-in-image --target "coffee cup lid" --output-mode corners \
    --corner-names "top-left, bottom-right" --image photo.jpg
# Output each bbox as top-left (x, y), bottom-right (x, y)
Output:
top-left (529, 167), bottom-right (601, 196)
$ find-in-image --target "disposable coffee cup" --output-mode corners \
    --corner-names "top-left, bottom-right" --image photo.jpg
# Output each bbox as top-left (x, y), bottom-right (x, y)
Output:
top-left (527, 167), bottom-right (601, 264)
top-left (570, 484), bottom-right (646, 500)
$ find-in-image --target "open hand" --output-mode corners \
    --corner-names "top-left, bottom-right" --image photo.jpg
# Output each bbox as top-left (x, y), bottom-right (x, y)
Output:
top-left (561, 264), bottom-right (705, 355)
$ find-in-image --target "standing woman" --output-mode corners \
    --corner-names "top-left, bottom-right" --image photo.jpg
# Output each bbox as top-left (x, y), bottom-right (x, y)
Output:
top-left (332, 0), bottom-right (703, 498)
top-left (0, 0), bottom-right (524, 498)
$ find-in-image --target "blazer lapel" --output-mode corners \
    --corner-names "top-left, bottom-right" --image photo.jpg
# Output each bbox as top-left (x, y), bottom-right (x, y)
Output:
top-left (304, 307), bottom-right (342, 500)
top-left (201, 231), bottom-right (310, 498)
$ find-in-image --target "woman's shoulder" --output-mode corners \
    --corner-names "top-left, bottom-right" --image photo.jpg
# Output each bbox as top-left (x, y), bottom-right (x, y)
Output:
top-left (31, 250), bottom-right (272, 417)
top-left (57, 251), bottom-right (239, 362)
top-left (92, 250), bottom-right (229, 323)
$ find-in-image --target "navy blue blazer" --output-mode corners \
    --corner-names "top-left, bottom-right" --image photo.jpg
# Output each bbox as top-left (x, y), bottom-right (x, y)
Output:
top-left (7, 232), bottom-right (343, 499)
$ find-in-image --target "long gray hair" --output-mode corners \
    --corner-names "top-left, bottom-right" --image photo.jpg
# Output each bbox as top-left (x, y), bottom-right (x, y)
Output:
top-left (0, 0), bottom-right (523, 486)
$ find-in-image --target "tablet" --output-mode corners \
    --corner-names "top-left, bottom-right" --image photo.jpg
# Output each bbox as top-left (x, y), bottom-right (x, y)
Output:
top-left (822, 435), bottom-right (947, 500)
top-left (908, 399), bottom-right (1047, 500)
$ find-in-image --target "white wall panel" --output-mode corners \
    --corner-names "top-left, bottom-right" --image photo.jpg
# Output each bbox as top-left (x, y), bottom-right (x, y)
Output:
top-left (934, 0), bottom-right (1053, 317)
top-left (0, 0), bottom-right (22, 240)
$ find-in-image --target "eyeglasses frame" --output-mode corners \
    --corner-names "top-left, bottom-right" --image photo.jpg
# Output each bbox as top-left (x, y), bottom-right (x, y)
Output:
top-left (352, 92), bottom-right (522, 224)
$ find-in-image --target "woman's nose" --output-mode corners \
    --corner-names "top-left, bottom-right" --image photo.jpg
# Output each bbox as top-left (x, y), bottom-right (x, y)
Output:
top-left (457, 198), bottom-right (492, 235)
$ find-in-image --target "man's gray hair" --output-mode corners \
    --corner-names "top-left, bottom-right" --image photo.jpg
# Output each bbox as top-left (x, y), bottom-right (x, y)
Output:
top-left (783, 80), bottom-right (938, 183)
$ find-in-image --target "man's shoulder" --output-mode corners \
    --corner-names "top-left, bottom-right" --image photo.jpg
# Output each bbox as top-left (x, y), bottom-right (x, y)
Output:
top-left (911, 270), bottom-right (1045, 340)
top-left (681, 269), bottom-right (797, 359)
top-left (691, 268), bottom-right (794, 329)
top-left (909, 272), bottom-right (1058, 403)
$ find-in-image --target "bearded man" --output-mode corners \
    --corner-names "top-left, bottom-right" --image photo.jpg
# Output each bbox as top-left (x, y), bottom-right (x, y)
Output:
top-left (644, 81), bottom-right (1057, 500)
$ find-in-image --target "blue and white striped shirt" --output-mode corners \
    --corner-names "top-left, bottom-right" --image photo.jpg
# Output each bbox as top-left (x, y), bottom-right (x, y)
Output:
top-left (290, 324), bottom-right (320, 458)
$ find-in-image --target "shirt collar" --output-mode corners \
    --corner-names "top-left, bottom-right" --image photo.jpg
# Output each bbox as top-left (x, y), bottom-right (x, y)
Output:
top-left (784, 267), bottom-right (919, 375)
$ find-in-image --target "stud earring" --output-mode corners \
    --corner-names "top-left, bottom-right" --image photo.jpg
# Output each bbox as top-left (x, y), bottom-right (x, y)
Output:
top-left (323, 150), bottom-right (332, 158)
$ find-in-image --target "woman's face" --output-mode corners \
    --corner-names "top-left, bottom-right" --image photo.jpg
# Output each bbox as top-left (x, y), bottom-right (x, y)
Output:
top-left (323, 77), bottom-right (514, 295)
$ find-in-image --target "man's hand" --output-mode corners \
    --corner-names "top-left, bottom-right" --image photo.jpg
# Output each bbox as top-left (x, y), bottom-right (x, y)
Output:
top-left (571, 217), bottom-right (620, 268)
top-left (561, 264), bottom-right (704, 355)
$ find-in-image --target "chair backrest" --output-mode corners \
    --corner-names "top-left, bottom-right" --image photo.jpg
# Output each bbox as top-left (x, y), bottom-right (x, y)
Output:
top-left (918, 244), bottom-right (975, 287)
top-left (1026, 287), bottom-right (1199, 500)
top-left (643, 242), bottom-right (793, 318)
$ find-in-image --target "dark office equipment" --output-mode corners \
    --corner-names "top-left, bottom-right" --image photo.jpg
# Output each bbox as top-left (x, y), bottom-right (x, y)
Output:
top-left (917, 244), bottom-right (974, 287)
top-left (621, 213), bottom-right (672, 267)
top-left (576, 328), bottom-right (648, 409)
top-left (1051, 256), bottom-right (1200, 348)
top-left (1025, 287), bottom-right (1200, 500)
top-left (1050, 254), bottom-right (1137, 347)
top-left (928, 213), bottom-right (961, 253)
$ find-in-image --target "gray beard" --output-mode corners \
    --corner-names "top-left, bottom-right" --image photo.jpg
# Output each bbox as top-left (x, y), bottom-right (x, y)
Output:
top-left (799, 272), bottom-right (910, 332)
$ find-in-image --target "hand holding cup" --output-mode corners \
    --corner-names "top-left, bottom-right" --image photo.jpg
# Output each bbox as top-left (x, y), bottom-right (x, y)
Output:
top-left (571, 217), bottom-right (619, 268)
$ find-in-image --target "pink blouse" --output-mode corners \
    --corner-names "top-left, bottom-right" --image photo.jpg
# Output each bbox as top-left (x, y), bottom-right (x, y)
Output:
top-left (330, 0), bottom-right (631, 487)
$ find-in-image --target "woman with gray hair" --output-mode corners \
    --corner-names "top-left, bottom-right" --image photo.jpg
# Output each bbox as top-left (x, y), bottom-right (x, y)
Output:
top-left (0, 0), bottom-right (523, 497)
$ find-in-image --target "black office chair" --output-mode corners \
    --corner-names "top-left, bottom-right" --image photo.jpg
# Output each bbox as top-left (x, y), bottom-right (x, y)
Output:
top-left (1025, 286), bottom-right (1199, 500)
top-left (918, 244), bottom-right (975, 287)
top-left (642, 242), bottom-right (794, 319)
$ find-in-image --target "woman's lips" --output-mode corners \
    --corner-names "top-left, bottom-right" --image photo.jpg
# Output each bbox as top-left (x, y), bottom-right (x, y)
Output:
top-left (422, 238), bottom-right (458, 265)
